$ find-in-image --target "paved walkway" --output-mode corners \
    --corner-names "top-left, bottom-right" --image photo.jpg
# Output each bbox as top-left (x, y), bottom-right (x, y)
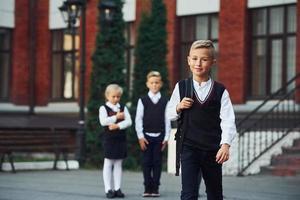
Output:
top-left (0, 170), bottom-right (299, 200)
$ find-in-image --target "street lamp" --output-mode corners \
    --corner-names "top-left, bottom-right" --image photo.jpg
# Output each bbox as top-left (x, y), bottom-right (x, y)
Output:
top-left (59, 0), bottom-right (117, 166)
top-left (98, 0), bottom-right (117, 23)
top-left (59, 0), bottom-right (86, 166)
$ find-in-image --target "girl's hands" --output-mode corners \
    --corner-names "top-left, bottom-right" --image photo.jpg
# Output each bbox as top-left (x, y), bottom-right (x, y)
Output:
top-left (176, 97), bottom-right (194, 113)
top-left (108, 124), bottom-right (119, 131)
top-left (116, 111), bottom-right (125, 120)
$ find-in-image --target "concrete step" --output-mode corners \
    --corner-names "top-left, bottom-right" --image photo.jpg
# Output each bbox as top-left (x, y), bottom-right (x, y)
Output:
top-left (260, 166), bottom-right (300, 176)
top-left (271, 155), bottom-right (300, 166)
top-left (293, 139), bottom-right (300, 147)
top-left (282, 146), bottom-right (300, 155)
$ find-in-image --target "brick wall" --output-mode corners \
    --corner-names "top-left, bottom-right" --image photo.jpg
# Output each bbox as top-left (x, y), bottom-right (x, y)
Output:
top-left (35, 0), bottom-right (50, 105)
top-left (296, 1), bottom-right (300, 103)
top-left (11, 0), bottom-right (51, 106)
top-left (218, 0), bottom-right (248, 104)
top-left (164, 0), bottom-right (179, 90)
top-left (11, 0), bottom-right (30, 105)
top-left (85, 0), bottom-right (98, 101)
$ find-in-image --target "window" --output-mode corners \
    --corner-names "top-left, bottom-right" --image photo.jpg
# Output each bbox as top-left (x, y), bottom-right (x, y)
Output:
top-left (179, 14), bottom-right (219, 80)
top-left (51, 29), bottom-right (79, 100)
top-left (250, 5), bottom-right (296, 98)
top-left (124, 22), bottom-right (135, 97)
top-left (0, 28), bottom-right (12, 101)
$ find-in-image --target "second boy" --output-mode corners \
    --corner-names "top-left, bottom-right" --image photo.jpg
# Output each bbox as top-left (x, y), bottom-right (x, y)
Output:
top-left (135, 71), bottom-right (171, 197)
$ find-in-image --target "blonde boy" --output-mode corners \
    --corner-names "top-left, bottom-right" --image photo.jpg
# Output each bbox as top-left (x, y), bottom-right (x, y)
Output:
top-left (167, 40), bottom-right (236, 200)
top-left (135, 71), bottom-right (171, 197)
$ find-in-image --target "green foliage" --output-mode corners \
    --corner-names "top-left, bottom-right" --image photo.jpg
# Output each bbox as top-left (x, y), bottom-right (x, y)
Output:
top-left (86, 0), bottom-right (170, 171)
top-left (132, 0), bottom-right (169, 106)
top-left (86, 0), bottom-right (127, 166)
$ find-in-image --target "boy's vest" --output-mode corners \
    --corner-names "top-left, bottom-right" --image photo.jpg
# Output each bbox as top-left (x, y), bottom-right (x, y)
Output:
top-left (141, 95), bottom-right (168, 134)
top-left (103, 105), bottom-right (126, 140)
top-left (182, 80), bottom-right (225, 151)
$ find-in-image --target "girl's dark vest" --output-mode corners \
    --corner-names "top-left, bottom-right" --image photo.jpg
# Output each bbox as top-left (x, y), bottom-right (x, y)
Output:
top-left (103, 105), bottom-right (126, 141)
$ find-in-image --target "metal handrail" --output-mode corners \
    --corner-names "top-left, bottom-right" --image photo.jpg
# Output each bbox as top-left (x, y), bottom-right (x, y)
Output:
top-left (237, 73), bottom-right (300, 128)
top-left (237, 73), bottom-right (300, 176)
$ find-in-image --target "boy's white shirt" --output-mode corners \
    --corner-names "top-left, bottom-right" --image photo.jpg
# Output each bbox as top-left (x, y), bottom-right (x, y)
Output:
top-left (135, 91), bottom-right (171, 142)
top-left (166, 78), bottom-right (237, 145)
top-left (99, 102), bottom-right (132, 130)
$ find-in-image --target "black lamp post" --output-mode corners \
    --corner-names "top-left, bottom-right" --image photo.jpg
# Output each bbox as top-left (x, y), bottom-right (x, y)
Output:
top-left (59, 0), bottom-right (117, 166)
top-left (98, 0), bottom-right (117, 23)
top-left (59, 0), bottom-right (86, 166)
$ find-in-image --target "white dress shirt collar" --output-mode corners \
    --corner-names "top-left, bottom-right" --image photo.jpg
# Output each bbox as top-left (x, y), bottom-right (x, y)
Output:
top-left (148, 91), bottom-right (161, 104)
top-left (193, 78), bottom-right (212, 89)
top-left (106, 101), bottom-right (120, 112)
top-left (148, 91), bottom-right (161, 99)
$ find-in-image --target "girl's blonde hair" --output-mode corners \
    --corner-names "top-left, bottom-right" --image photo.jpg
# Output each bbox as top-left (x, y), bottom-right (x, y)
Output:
top-left (105, 84), bottom-right (123, 98)
top-left (190, 40), bottom-right (216, 58)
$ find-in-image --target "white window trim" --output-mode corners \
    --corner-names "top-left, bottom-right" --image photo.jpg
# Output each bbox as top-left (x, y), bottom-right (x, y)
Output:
top-left (0, 0), bottom-right (15, 28)
top-left (248, 0), bottom-right (296, 8)
top-left (123, 0), bottom-right (136, 22)
top-left (176, 0), bottom-right (219, 16)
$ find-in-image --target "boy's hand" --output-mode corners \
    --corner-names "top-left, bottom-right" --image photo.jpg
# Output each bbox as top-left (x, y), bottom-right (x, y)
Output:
top-left (216, 144), bottom-right (230, 164)
top-left (161, 141), bottom-right (168, 151)
top-left (138, 138), bottom-right (149, 151)
top-left (176, 97), bottom-right (194, 113)
top-left (116, 112), bottom-right (125, 120)
top-left (108, 124), bottom-right (119, 131)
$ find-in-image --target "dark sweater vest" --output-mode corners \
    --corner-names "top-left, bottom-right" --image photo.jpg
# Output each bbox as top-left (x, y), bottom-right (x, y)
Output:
top-left (103, 105), bottom-right (126, 140)
top-left (141, 95), bottom-right (168, 134)
top-left (183, 81), bottom-right (225, 151)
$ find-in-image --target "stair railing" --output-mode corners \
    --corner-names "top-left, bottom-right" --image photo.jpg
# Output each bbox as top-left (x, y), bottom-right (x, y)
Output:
top-left (237, 73), bottom-right (300, 176)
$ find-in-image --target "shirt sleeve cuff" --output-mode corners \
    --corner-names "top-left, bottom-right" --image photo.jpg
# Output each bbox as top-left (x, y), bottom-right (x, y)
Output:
top-left (220, 138), bottom-right (232, 146)
top-left (137, 133), bottom-right (144, 139)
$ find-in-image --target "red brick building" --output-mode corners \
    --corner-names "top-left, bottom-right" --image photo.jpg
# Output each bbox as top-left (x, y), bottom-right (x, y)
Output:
top-left (0, 0), bottom-right (298, 126)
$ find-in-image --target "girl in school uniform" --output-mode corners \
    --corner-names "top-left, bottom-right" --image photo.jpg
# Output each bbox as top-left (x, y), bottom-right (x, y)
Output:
top-left (99, 84), bottom-right (132, 198)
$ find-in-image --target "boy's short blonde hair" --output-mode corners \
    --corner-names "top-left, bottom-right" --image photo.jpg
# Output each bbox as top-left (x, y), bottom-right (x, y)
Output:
top-left (190, 40), bottom-right (216, 58)
top-left (146, 71), bottom-right (162, 81)
top-left (105, 84), bottom-right (123, 98)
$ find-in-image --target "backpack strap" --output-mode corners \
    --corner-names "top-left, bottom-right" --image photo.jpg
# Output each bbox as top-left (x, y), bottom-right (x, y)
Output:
top-left (175, 77), bottom-right (193, 176)
top-left (178, 77), bottom-right (193, 100)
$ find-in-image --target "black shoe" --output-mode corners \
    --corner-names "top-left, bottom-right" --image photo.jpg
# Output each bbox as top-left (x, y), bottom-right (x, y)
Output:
top-left (142, 186), bottom-right (152, 197)
top-left (114, 189), bottom-right (125, 198)
top-left (106, 190), bottom-right (115, 199)
top-left (151, 187), bottom-right (160, 197)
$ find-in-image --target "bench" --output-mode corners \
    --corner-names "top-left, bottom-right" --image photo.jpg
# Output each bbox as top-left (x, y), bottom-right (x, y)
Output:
top-left (0, 128), bottom-right (77, 172)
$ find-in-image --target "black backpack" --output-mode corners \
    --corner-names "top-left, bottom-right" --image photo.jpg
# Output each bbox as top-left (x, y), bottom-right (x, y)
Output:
top-left (175, 77), bottom-right (193, 176)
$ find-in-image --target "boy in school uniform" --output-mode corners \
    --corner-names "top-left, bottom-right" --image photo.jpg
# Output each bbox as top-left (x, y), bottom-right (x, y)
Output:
top-left (135, 71), bottom-right (171, 197)
top-left (167, 40), bottom-right (237, 200)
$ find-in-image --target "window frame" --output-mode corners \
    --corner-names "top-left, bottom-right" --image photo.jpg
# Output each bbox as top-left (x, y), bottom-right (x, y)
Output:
top-left (124, 22), bottom-right (135, 97)
top-left (178, 13), bottom-right (219, 80)
top-left (248, 4), bottom-right (296, 99)
top-left (0, 28), bottom-right (12, 101)
top-left (50, 29), bottom-right (79, 101)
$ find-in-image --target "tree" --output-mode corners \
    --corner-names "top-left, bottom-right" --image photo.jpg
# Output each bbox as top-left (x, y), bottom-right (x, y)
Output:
top-left (86, 0), bottom-right (127, 165)
top-left (132, 0), bottom-right (169, 106)
top-left (128, 0), bottom-right (170, 171)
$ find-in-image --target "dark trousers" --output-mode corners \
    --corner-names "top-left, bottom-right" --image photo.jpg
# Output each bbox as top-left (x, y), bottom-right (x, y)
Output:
top-left (142, 134), bottom-right (163, 189)
top-left (181, 145), bottom-right (223, 200)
